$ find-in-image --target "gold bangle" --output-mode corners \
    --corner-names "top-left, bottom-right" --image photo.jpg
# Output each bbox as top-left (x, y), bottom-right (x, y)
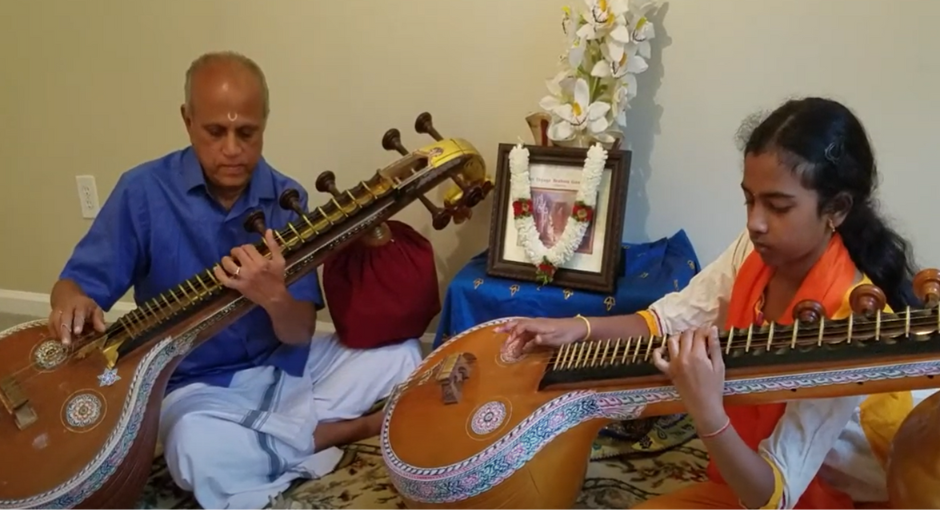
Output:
top-left (575, 314), bottom-right (591, 341)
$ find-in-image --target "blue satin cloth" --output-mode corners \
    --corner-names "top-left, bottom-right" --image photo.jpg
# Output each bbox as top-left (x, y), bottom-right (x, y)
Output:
top-left (433, 229), bottom-right (702, 348)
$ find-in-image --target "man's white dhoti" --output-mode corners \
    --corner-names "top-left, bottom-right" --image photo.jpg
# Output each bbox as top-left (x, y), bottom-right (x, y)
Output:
top-left (158, 332), bottom-right (422, 509)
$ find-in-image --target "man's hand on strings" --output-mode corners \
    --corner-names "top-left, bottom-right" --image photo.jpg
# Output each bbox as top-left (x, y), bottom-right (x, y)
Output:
top-left (48, 284), bottom-right (106, 346)
top-left (214, 229), bottom-right (289, 309)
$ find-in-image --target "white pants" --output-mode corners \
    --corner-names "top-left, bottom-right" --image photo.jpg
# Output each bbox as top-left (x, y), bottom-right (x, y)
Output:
top-left (157, 332), bottom-right (422, 509)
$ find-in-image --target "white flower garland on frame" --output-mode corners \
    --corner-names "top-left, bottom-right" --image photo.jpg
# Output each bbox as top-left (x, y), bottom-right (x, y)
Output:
top-left (508, 142), bottom-right (607, 280)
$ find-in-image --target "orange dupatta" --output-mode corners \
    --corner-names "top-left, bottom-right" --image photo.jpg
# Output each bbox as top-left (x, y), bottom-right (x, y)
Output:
top-left (705, 234), bottom-right (857, 509)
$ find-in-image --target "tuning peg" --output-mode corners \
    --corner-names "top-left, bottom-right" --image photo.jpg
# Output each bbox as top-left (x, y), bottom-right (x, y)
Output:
top-left (417, 194), bottom-right (452, 230)
top-left (462, 185), bottom-right (485, 208)
top-left (447, 174), bottom-right (485, 208)
top-left (243, 210), bottom-right (267, 236)
top-left (279, 189), bottom-right (306, 217)
top-left (415, 112), bottom-right (443, 141)
top-left (849, 284), bottom-right (887, 318)
top-left (316, 170), bottom-right (342, 198)
top-left (792, 299), bottom-right (826, 324)
top-left (360, 222), bottom-right (394, 247)
top-left (382, 128), bottom-right (409, 156)
top-left (914, 268), bottom-right (940, 308)
top-left (452, 205), bottom-right (473, 225)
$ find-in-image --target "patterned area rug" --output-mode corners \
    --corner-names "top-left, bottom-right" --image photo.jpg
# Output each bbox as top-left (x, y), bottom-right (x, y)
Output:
top-left (137, 415), bottom-right (708, 509)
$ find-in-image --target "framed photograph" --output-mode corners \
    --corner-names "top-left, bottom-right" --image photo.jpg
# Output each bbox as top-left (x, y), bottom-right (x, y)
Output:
top-left (486, 143), bottom-right (631, 294)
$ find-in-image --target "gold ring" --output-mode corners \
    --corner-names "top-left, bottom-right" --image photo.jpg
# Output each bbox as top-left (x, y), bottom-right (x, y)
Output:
top-left (234, 266), bottom-right (241, 276)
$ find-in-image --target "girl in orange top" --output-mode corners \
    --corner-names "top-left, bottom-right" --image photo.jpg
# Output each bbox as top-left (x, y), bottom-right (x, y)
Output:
top-left (499, 97), bottom-right (922, 508)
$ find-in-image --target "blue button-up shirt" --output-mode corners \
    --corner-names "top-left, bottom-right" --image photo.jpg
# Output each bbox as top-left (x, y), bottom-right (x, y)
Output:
top-left (60, 147), bottom-right (324, 394)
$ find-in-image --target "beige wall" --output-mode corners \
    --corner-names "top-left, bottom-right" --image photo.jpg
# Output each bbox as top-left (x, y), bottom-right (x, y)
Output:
top-left (2, 0), bottom-right (940, 329)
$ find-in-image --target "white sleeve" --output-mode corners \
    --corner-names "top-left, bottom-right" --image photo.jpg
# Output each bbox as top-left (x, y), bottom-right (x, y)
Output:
top-left (757, 396), bottom-right (864, 509)
top-left (646, 229), bottom-right (752, 335)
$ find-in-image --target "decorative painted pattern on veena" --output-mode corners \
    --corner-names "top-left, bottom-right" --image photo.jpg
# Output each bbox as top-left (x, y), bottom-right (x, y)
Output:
top-left (380, 317), bottom-right (940, 505)
top-left (0, 319), bottom-right (194, 509)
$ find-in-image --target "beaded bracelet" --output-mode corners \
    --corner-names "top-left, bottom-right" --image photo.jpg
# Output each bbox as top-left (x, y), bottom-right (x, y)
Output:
top-left (574, 314), bottom-right (591, 341)
top-left (699, 416), bottom-right (731, 439)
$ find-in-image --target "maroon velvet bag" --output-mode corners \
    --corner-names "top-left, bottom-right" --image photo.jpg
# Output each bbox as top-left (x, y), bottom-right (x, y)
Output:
top-left (322, 220), bottom-right (441, 349)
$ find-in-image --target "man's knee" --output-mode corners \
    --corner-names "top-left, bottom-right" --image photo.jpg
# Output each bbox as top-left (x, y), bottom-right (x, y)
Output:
top-left (160, 410), bottom-right (300, 509)
top-left (162, 412), bottom-right (235, 489)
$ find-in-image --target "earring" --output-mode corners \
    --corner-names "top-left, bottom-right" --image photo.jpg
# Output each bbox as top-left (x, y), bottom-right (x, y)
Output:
top-left (828, 218), bottom-right (836, 233)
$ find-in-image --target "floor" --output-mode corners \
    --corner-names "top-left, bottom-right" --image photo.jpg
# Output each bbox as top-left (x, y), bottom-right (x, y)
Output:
top-left (0, 312), bottom-right (38, 330)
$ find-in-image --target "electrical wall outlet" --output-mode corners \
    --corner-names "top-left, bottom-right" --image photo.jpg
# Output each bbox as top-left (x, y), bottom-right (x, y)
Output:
top-left (75, 175), bottom-right (100, 219)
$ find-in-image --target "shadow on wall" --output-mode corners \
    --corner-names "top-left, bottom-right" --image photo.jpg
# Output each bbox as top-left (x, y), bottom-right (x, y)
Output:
top-left (620, 2), bottom-right (672, 244)
top-left (422, 191), bottom-right (495, 332)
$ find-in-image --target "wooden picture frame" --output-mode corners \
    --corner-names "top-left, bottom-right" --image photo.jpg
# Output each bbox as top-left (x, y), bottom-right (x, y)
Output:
top-left (486, 143), bottom-right (631, 294)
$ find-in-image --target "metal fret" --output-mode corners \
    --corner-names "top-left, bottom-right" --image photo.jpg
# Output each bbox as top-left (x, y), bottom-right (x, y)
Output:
top-left (817, 317), bottom-right (825, 347)
top-left (622, 338), bottom-right (632, 364)
top-left (847, 314), bottom-right (854, 344)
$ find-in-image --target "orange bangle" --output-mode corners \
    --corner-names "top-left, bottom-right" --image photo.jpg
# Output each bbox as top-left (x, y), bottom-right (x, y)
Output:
top-left (699, 416), bottom-right (731, 439)
top-left (636, 309), bottom-right (660, 336)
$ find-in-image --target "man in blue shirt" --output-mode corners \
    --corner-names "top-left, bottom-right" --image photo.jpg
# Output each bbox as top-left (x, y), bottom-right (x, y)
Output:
top-left (47, 51), bottom-right (422, 509)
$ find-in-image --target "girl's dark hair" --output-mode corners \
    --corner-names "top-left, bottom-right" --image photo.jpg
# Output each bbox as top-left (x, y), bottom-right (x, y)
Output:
top-left (741, 97), bottom-right (918, 309)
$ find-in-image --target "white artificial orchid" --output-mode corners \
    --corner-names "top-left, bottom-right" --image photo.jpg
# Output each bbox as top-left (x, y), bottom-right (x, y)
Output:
top-left (623, 72), bottom-right (638, 100)
top-left (548, 78), bottom-right (612, 142)
top-left (576, 0), bottom-right (629, 39)
top-left (576, 0), bottom-right (633, 64)
top-left (626, 0), bottom-right (656, 58)
top-left (539, 0), bottom-right (658, 145)
top-left (590, 58), bottom-right (625, 80)
top-left (539, 70), bottom-right (575, 113)
top-left (560, 6), bottom-right (588, 70)
top-left (603, 26), bottom-right (633, 64)
top-left (568, 35), bottom-right (587, 70)
top-left (610, 84), bottom-right (628, 127)
top-left (592, 40), bottom-right (648, 79)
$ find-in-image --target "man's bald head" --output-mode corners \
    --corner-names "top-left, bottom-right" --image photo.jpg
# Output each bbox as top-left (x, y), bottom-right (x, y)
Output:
top-left (180, 51), bottom-right (270, 205)
top-left (184, 51), bottom-right (269, 119)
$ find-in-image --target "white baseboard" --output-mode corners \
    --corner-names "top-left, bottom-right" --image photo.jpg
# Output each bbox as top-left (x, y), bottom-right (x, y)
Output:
top-left (0, 289), bottom-right (117, 320)
top-left (0, 289), bottom-right (436, 345)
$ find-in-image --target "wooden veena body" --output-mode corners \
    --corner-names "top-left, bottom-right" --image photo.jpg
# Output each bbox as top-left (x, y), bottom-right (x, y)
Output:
top-left (0, 114), bottom-right (492, 509)
top-left (887, 387), bottom-right (940, 508)
top-left (382, 272), bottom-right (940, 508)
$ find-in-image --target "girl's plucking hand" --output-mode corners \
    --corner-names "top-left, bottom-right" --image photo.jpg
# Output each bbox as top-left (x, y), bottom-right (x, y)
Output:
top-left (652, 325), bottom-right (729, 434)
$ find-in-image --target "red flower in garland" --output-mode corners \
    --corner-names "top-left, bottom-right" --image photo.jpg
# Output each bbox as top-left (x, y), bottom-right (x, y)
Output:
top-left (535, 257), bottom-right (557, 284)
top-left (571, 201), bottom-right (594, 223)
top-left (512, 198), bottom-right (533, 218)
